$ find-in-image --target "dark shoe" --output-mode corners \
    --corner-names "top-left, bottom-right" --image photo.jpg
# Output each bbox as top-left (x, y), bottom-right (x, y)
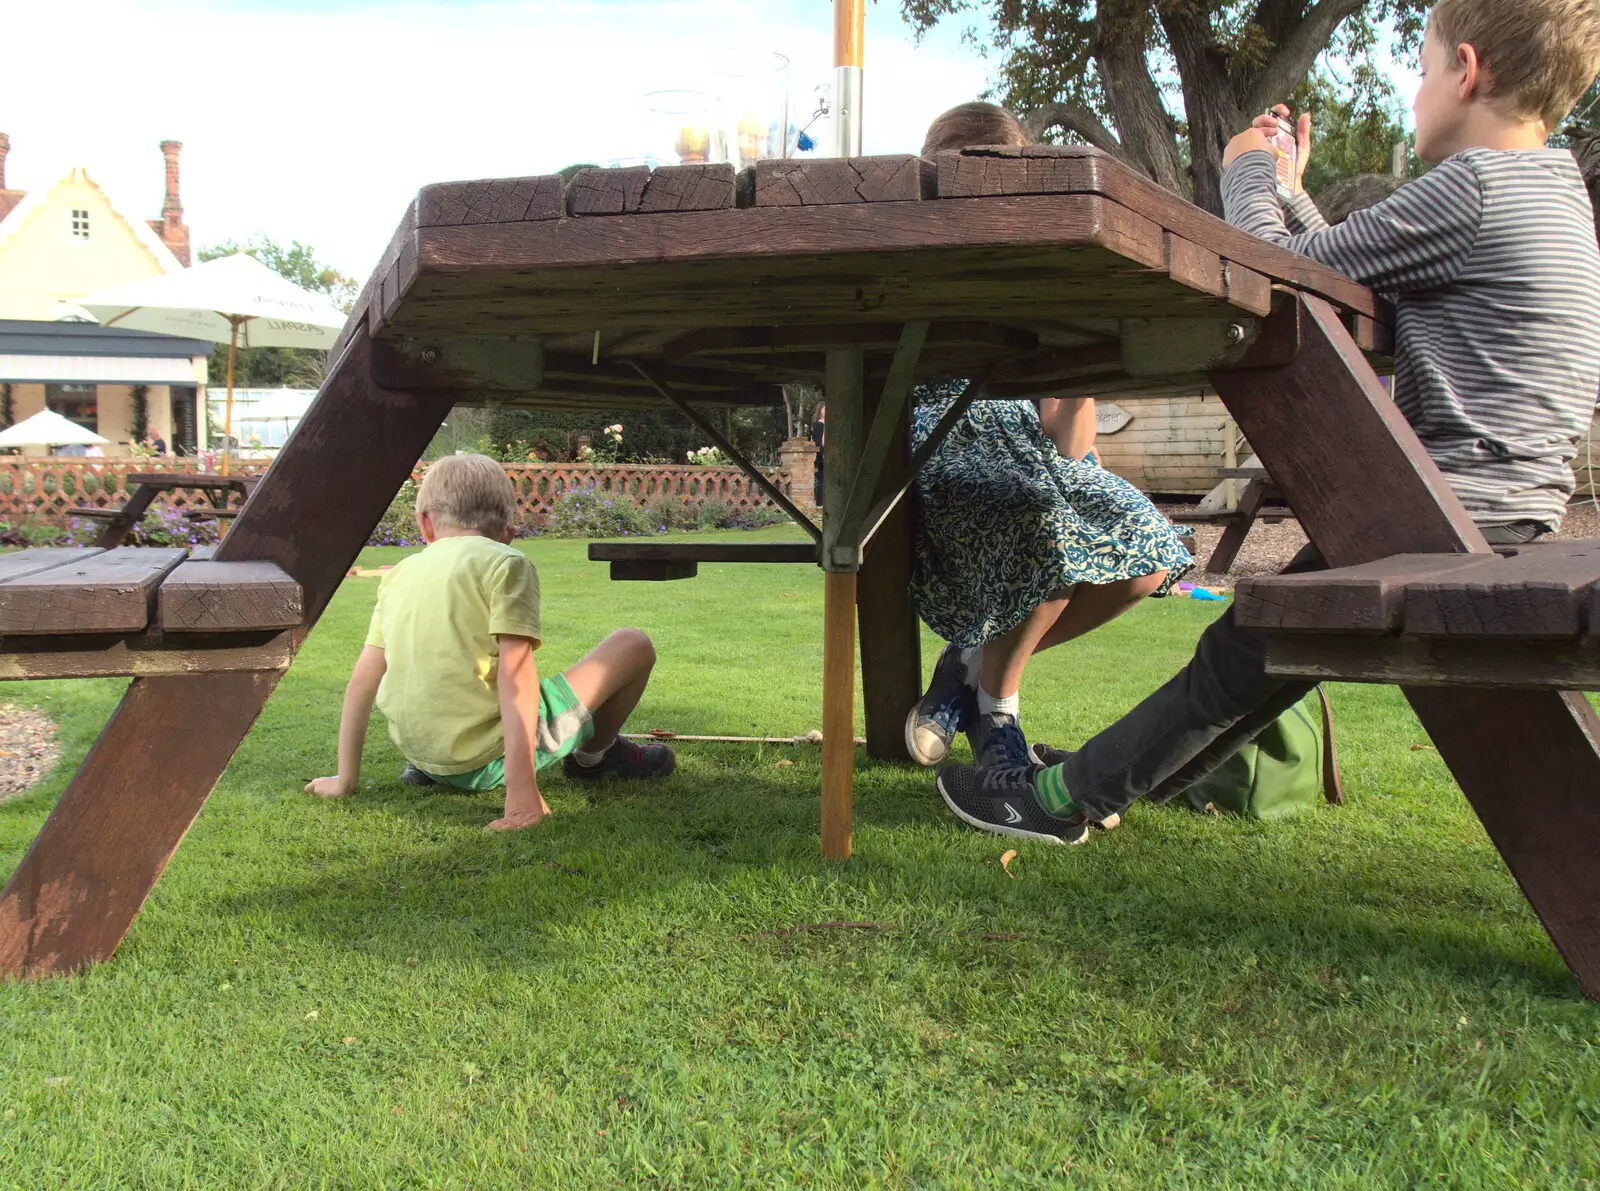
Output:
top-left (904, 643), bottom-right (977, 766)
top-left (966, 712), bottom-right (1031, 769)
top-left (936, 763), bottom-right (1113, 846)
top-left (562, 736), bottom-right (676, 781)
top-left (1029, 742), bottom-right (1072, 768)
top-left (399, 763), bottom-right (438, 787)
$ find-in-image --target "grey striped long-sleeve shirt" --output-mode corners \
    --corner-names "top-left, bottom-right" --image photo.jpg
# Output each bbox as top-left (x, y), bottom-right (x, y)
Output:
top-left (1223, 148), bottom-right (1600, 529)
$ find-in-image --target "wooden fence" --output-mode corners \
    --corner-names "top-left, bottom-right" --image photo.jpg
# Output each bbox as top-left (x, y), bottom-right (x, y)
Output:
top-left (0, 459), bottom-right (793, 527)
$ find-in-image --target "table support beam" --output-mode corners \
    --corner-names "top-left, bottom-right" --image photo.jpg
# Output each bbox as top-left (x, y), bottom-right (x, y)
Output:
top-left (630, 362), bottom-right (822, 543)
top-left (1210, 293), bottom-right (1600, 999)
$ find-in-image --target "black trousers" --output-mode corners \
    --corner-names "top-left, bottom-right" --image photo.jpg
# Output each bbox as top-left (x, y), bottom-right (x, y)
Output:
top-left (1060, 522), bottom-right (1545, 820)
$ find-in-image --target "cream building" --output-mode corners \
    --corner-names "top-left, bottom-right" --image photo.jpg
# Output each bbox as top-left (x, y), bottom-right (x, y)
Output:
top-left (0, 135), bottom-right (208, 454)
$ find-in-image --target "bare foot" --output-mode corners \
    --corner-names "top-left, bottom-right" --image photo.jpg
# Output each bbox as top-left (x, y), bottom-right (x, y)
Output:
top-left (484, 810), bottom-right (549, 832)
top-left (305, 776), bottom-right (353, 799)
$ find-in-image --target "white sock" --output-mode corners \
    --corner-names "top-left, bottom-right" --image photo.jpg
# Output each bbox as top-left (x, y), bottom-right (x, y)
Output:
top-left (572, 742), bottom-right (610, 767)
top-left (978, 687), bottom-right (1020, 718)
top-left (958, 645), bottom-right (982, 688)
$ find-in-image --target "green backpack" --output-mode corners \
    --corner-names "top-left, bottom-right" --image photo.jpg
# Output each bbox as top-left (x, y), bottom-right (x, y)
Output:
top-left (1183, 687), bottom-right (1344, 820)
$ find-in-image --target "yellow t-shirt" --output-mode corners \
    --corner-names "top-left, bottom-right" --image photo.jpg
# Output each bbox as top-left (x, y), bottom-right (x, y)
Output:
top-left (364, 534), bottom-right (542, 775)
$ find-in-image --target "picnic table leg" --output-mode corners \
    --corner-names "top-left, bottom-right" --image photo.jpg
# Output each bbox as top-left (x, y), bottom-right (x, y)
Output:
top-left (822, 570), bottom-right (857, 859)
top-left (96, 483), bottom-right (160, 549)
top-left (819, 348), bottom-right (865, 859)
top-left (1209, 294), bottom-right (1600, 998)
top-left (1204, 476), bottom-right (1268, 573)
top-left (0, 326), bottom-right (452, 978)
top-left (856, 377), bottom-right (920, 762)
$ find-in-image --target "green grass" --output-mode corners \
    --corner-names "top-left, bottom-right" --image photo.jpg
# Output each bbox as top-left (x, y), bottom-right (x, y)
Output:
top-left (2, 529), bottom-right (1598, 1188)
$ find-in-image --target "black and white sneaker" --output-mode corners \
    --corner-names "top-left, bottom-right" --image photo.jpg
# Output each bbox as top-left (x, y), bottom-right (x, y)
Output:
top-left (1029, 742), bottom-right (1072, 768)
top-left (398, 763), bottom-right (438, 787)
top-left (935, 763), bottom-right (1094, 846)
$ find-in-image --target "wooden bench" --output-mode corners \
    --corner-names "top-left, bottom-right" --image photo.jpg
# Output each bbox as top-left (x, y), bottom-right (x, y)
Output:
top-left (1168, 467), bottom-right (1293, 573)
top-left (1234, 540), bottom-right (1600, 688)
top-left (588, 540), bottom-right (817, 580)
top-left (0, 548), bottom-right (302, 679)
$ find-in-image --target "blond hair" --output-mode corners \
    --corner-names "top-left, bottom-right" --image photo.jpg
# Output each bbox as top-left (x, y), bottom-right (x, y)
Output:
top-left (1429, 0), bottom-right (1600, 130)
top-left (415, 453), bottom-right (515, 537)
top-left (922, 102), bottom-right (1031, 155)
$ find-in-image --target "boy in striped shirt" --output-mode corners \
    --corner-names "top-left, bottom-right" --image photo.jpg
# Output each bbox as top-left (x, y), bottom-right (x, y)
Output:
top-left (937, 0), bottom-right (1600, 844)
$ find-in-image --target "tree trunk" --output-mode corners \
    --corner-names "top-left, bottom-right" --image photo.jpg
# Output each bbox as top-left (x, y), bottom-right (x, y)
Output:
top-left (1160, 8), bottom-right (1246, 215)
top-left (1095, 34), bottom-right (1187, 196)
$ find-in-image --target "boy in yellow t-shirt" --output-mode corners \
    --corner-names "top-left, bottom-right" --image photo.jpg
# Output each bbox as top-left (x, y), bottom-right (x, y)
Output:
top-left (305, 453), bottom-right (674, 831)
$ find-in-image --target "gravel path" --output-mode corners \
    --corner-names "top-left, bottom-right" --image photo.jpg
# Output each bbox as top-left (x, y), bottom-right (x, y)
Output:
top-left (1167, 499), bottom-right (1600, 590)
top-left (0, 703), bottom-right (60, 801)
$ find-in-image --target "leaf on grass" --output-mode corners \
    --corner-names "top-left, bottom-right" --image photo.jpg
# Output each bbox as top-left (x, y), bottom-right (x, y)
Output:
top-left (1000, 849), bottom-right (1018, 879)
top-left (405, 956), bottom-right (421, 965)
top-left (342, 1036), bottom-right (359, 1045)
top-left (770, 759), bottom-right (794, 768)
top-left (304, 1010), bottom-right (319, 1019)
top-left (43, 1075), bottom-right (70, 1088)
top-left (1410, 744), bottom-right (1436, 751)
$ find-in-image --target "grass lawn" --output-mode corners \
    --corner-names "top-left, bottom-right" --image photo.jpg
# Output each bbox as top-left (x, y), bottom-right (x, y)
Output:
top-left (2, 528), bottom-right (1598, 1188)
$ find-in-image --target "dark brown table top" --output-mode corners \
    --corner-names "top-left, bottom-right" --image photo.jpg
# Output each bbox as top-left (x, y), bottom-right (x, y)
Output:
top-left (340, 146), bottom-right (1389, 409)
top-left (125, 472), bottom-right (256, 490)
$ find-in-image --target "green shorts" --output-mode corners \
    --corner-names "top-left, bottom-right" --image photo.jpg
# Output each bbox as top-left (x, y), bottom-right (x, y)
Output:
top-left (421, 674), bottom-right (593, 791)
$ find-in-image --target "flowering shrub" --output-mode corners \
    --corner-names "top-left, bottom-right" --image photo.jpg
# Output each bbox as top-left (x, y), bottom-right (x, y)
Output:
top-left (686, 446), bottom-right (729, 466)
top-left (646, 496), bottom-right (696, 530)
top-left (130, 504), bottom-right (223, 549)
top-left (726, 504), bottom-right (787, 529)
top-left (545, 483), bottom-right (661, 539)
top-left (696, 499), bottom-right (732, 530)
top-left (368, 480), bottom-right (422, 547)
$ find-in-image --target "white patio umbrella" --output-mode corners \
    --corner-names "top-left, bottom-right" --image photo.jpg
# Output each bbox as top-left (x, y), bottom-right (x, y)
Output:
top-left (77, 253), bottom-right (347, 473)
top-left (0, 409), bottom-right (111, 449)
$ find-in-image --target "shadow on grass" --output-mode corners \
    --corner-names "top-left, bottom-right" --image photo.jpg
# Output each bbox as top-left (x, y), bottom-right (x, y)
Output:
top-left (213, 747), bottom-right (1577, 1003)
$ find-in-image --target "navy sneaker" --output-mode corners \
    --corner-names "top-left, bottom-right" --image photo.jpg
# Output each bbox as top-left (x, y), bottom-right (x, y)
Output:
top-left (1028, 742), bottom-right (1072, 768)
top-left (967, 712), bottom-right (1031, 769)
top-left (399, 763), bottom-right (438, 787)
top-left (905, 643), bottom-right (977, 766)
top-left (562, 736), bottom-right (676, 781)
top-left (935, 763), bottom-right (1117, 846)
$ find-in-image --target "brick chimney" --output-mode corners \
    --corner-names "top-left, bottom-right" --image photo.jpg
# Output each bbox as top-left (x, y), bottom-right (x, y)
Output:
top-left (0, 134), bottom-right (26, 223)
top-left (147, 139), bottom-right (191, 266)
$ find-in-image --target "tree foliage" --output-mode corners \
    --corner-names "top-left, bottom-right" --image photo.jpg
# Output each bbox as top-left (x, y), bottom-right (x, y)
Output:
top-left (902, 0), bottom-right (1430, 213)
top-left (197, 235), bottom-right (357, 390)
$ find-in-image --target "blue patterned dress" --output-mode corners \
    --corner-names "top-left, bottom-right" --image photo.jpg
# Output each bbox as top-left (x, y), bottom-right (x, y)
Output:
top-left (910, 381), bottom-right (1193, 648)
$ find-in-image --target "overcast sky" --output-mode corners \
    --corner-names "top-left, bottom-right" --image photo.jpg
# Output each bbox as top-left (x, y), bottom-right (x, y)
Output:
top-left (3, 0), bottom-right (1421, 287)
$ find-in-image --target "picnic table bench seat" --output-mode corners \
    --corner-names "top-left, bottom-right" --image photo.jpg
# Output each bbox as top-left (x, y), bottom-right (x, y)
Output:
top-left (1235, 540), bottom-right (1600, 688)
top-left (589, 540), bottom-right (817, 580)
top-left (0, 548), bottom-right (302, 680)
top-left (1168, 466), bottom-right (1291, 573)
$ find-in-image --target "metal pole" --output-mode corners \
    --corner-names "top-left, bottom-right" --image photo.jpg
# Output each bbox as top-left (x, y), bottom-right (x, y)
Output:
top-left (832, 0), bottom-right (864, 157)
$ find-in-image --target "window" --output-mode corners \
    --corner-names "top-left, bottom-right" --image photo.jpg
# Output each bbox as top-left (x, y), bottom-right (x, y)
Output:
top-left (70, 209), bottom-right (89, 240)
top-left (46, 384), bottom-right (98, 431)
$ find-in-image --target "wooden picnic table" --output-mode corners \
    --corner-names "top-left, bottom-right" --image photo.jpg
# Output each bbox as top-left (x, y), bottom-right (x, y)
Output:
top-left (70, 471), bottom-right (261, 548)
top-left (4, 146), bottom-right (1600, 1000)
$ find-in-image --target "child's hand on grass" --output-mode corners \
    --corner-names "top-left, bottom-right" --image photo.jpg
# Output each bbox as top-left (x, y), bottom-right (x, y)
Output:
top-left (304, 776), bottom-right (354, 798)
top-left (484, 808), bottom-right (550, 832)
